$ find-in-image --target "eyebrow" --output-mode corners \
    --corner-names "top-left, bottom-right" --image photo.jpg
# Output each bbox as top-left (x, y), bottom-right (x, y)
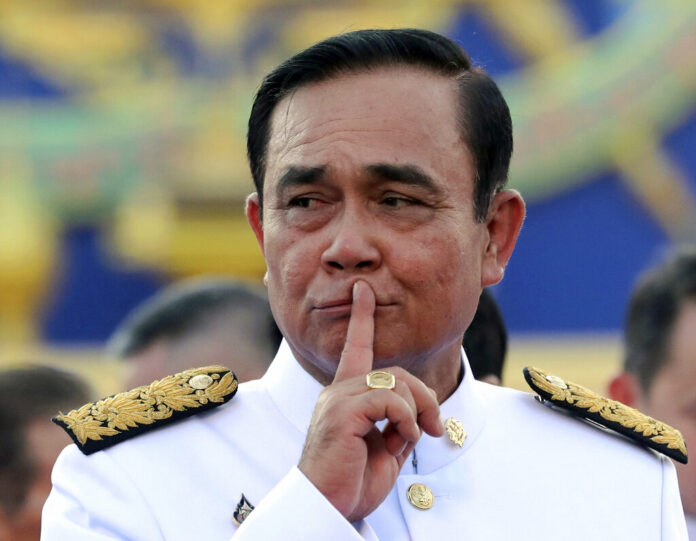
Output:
top-left (275, 166), bottom-right (326, 198)
top-left (274, 163), bottom-right (443, 197)
top-left (366, 164), bottom-right (443, 195)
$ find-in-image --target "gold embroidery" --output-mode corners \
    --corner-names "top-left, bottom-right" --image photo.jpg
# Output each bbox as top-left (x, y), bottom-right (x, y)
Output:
top-left (525, 367), bottom-right (687, 462)
top-left (56, 366), bottom-right (237, 445)
top-left (444, 417), bottom-right (467, 447)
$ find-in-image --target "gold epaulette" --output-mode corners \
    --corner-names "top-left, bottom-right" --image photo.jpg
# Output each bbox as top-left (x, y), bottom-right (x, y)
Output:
top-left (524, 366), bottom-right (688, 464)
top-left (53, 366), bottom-right (238, 455)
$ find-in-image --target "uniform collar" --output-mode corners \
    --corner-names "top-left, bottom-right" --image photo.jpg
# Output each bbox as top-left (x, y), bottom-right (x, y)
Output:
top-left (411, 349), bottom-right (487, 475)
top-left (262, 339), bottom-right (487, 473)
top-left (262, 340), bottom-right (324, 435)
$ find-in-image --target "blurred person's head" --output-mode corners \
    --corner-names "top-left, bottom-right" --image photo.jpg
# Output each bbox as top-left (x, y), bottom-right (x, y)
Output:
top-left (609, 247), bottom-right (696, 516)
top-left (107, 277), bottom-right (282, 387)
top-left (463, 288), bottom-right (507, 385)
top-left (0, 365), bottom-right (91, 541)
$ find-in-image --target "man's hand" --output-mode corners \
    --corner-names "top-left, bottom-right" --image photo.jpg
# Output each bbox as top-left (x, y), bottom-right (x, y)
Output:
top-left (298, 281), bottom-right (444, 522)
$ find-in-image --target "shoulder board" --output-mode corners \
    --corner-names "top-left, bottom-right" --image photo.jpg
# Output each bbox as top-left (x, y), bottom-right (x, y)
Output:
top-left (53, 365), bottom-right (238, 455)
top-left (523, 366), bottom-right (688, 464)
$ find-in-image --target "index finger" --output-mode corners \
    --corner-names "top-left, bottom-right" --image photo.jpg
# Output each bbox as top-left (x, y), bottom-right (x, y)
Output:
top-left (333, 280), bottom-right (376, 383)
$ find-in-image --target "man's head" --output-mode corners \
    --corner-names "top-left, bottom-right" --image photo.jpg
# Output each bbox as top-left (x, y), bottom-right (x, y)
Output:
top-left (248, 28), bottom-right (513, 223)
top-left (107, 278), bottom-right (282, 386)
top-left (609, 248), bottom-right (696, 515)
top-left (0, 365), bottom-right (91, 541)
top-left (464, 288), bottom-right (508, 385)
top-left (245, 29), bottom-right (524, 383)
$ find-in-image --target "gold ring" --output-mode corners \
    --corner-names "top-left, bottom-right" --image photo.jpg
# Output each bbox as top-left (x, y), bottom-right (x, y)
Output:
top-left (366, 370), bottom-right (396, 390)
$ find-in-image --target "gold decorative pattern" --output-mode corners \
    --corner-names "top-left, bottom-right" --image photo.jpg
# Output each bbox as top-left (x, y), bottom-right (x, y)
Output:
top-left (407, 483), bottom-right (434, 510)
top-left (444, 417), bottom-right (466, 447)
top-left (54, 366), bottom-right (237, 455)
top-left (366, 370), bottom-right (396, 390)
top-left (524, 366), bottom-right (688, 464)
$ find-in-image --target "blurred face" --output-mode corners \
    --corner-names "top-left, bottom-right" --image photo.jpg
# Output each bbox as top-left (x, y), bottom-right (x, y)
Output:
top-left (249, 68), bottom-right (506, 381)
top-left (0, 420), bottom-right (71, 541)
top-left (637, 300), bottom-right (696, 516)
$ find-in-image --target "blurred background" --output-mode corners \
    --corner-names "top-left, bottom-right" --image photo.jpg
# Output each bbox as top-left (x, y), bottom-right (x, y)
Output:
top-left (0, 0), bottom-right (694, 395)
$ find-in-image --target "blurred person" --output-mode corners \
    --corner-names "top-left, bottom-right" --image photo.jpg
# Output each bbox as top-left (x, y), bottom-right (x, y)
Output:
top-left (463, 288), bottom-right (507, 385)
top-left (106, 277), bottom-right (282, 386)
top-left (44, 29), bottom-right (687, 539)
top-left (609, 248), bottom-right (696, 537)
top-left (0, 365), bottom-right (91, 541)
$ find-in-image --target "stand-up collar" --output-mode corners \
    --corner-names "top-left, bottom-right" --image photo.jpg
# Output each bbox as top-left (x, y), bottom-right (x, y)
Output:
top-left (262, 340), bottom-right (325, 435)
top-left (262, 340), bottom-right (487, 473)
top-left (411, 349), bottom-right (487, 475)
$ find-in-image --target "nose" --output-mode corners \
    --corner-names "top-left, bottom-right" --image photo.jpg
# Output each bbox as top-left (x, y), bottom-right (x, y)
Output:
top-left (321, 210), bottom-right (382, 273)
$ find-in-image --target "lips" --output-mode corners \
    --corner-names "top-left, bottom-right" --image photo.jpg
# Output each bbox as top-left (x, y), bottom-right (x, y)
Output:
top-left (315, 298), bottom-right (353, 310)
top-left (312, 297), bottom-right (397, 313)
top-left (310, 282), bottom-right (396, 313)
top-left (313, 298), bottom-right (354, 316)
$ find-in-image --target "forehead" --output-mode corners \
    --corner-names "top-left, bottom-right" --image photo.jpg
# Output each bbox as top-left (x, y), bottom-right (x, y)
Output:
top-left (265, 67), bottom-right (471, 187)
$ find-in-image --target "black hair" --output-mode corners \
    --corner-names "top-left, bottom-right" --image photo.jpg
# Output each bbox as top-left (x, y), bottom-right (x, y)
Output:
top-left (107, 278), bottom-right (282, 361)
top-left (624, 247), bottom-right (696, 392)
top-left (247, 28), bottom-right (512, 222)
top-left (0, 365), bottom-right (92, 515)
top-left (463, 288), bottom-right (508, 381)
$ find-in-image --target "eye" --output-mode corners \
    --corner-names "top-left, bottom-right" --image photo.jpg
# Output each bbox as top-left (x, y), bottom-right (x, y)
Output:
top-left (288, 196), bottom-right (325, 209)
top-left (381, 195), bottom-right (417, 208)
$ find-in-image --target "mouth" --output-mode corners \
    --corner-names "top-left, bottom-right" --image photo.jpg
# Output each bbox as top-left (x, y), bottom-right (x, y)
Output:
top-left (313, 299), bottom-right (354, 316)
top-left (312, 298), bottom-right (397, 316)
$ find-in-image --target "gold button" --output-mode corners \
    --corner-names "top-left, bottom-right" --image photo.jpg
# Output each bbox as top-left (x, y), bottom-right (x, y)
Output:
top-left (445, 417), bottom-right (467, 447)
top-left (407, 483), bottom-right (434, 510)
top-left (545, 375), bottom-right (568, 389)
top-left (189, 374), bottom-right (214, 390)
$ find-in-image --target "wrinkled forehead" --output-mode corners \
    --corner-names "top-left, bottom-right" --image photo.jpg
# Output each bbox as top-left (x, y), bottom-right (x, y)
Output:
top-left (264, 67), bottom-right (468, 187)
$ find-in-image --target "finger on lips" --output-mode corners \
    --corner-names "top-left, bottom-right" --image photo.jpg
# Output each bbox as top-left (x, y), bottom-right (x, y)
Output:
top-left (332, 279), bottom-right (444, 440)
top-left (333, 280), bottom-right (376, 382)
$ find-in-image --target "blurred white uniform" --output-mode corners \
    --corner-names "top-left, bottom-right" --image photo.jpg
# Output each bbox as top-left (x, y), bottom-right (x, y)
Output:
top-left (42, 341), bottom-right (687, 540)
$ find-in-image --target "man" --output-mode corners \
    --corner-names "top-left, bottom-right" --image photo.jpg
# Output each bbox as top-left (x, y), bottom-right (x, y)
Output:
top-left (106, 277), bottom-right (282, 385)
top-left (609, 248), bottom-right (696, 538)
top-left (0, 365), bottom-right (91, 541)
top-left (42, 29), bottom-right (687, 539)
top-left (463, 288), bottom-right (507, 385)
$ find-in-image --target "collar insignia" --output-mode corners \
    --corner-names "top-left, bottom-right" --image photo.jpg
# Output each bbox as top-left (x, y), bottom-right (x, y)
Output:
top-left (444, 417), bottom-right (467, 447)
top-left (233, 493), bottom-right (255, 526)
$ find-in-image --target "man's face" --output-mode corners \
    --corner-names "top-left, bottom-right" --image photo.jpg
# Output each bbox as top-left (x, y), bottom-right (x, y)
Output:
top-left (637, 300), bottom-right (696, 515)
top-left (251, 68), bottom-right (503, 378)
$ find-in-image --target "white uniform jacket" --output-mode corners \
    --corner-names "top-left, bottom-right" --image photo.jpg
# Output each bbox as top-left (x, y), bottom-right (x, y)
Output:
top-left (42, 341), bottom-right (688, 540)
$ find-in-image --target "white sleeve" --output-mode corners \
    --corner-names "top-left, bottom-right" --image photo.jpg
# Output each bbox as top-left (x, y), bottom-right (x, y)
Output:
top-left (232, 467), bottom-right (378, 540)
top-left (41, 445), bottom-right (164, 541)
top-left (660, 455), bottom-right (688, 540)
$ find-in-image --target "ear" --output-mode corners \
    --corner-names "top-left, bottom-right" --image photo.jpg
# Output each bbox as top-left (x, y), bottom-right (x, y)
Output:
top-left (608, 372), bottom-right (639, 407)
top-left (245, 193), bottom-right (265, 257)
top-left (481, 189), bottom-right (525, 287)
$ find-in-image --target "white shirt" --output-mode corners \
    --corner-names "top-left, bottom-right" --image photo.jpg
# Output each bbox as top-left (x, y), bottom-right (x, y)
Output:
top-left (686, 514), bottom-right (695, 540)
top-left (42, 341), bottom-right (688, 540)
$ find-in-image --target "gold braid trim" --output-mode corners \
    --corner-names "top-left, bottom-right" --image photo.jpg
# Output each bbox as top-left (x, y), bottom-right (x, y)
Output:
top-left (525, 366), bottom-right (687, 463)
top-left (55, 366), bottom-right (237, 449)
